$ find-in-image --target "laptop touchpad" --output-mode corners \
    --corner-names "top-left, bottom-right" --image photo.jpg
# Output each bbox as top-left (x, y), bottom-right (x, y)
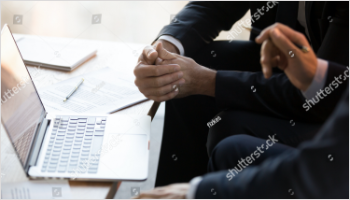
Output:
top-left (98, 134), bottom-right (148, 180)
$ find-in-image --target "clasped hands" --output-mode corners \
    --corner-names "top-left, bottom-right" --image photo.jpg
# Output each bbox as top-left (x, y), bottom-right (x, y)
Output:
top-left (134, 40), bottom-right (216, 102)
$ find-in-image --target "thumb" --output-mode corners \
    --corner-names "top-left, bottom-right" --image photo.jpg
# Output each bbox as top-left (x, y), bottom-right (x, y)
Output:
top-left (156, 42), bottom-right (176, 60)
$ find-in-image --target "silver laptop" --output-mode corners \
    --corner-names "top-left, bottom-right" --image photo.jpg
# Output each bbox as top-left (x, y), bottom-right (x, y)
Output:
top-left (1, 24), bottom-right (150, 181)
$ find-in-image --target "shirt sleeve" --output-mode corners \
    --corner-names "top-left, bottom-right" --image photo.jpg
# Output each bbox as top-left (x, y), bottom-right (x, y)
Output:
top-left (186, 176), bottom-right (203, 199)
top-left (158, 35), bottom-right (185, 56)
top-left (302, 58), bottom-right (329, 99)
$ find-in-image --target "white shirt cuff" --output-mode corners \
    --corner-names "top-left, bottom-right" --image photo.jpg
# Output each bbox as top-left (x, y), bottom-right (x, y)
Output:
top-left (158, 35), bottom-right (185, 56)
top-left (302, 58), bottom-right (329, 99)
top-left (186, 176), bottom-right (203, 199)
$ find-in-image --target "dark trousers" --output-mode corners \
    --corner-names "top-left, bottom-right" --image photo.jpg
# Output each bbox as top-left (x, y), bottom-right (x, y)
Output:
top-left (155, 41), bottom-right (321, 186)
top-left (208, 134), bottom-right (295, 174)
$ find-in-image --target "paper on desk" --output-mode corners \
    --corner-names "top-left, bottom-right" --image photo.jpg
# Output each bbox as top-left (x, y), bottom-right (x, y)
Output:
top-left (1, 180), bottom-right (71, 199)
top-left (38, 67), bottom-right (147, 114)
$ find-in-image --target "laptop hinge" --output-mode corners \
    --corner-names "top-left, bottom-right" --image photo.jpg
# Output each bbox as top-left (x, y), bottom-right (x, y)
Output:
top-left (27, 115), bottom-right (50, 172)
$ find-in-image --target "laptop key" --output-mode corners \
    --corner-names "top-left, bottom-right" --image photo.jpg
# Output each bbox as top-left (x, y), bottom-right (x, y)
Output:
top-left (61, 117), bottom-right (69, 122)
top-left (61, 155), bottom-right (69, 158)
top-left (85, 132), bottom-right (93, 136)
top-left (85, 136), bottom-right (93, 140)
top-left (58, 167), bottom-right (67, 173)
top-left (79, 119), bottom-right (87, 123)
top-left (94, 132), bottom-right (104, 136)
top-left (88, 165), bottom-right (98, 170)
top-left (87, 117), bottom-right (96, 125)
top-left (50, 160), bottom-right (58, 164)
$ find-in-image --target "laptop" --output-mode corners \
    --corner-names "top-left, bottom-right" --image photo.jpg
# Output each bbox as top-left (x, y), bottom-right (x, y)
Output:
top-left (1, 24), bottom-right (150, 181)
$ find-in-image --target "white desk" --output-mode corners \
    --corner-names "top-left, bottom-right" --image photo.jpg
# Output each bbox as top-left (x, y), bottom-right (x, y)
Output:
top-left (1, 34), bottom-right (158, 199)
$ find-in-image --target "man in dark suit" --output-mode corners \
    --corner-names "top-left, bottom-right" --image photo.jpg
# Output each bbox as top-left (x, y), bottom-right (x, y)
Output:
top-left (133, 1), bottom-right (349, 185)
top-left (134, 22), bottom-right (349, 199)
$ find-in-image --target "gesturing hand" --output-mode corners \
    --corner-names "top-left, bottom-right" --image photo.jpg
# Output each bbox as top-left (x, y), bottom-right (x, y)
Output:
top-left (255, 23), bottom-right (318, 91)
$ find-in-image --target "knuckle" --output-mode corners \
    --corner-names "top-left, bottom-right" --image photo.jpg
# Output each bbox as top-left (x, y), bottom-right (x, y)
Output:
top-left (153, 78), bottom-right (161, 87)
top-left (153, 67), bottom-right (161, 76)
top-left (261, 57), bottom-right (268, 64)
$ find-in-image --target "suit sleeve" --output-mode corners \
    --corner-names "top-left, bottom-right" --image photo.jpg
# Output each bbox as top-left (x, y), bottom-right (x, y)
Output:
top-left (155, 1), bottom-right (250, 57)
top-left (215, 61), bottom-right (348, 123)
top-left (196, 88), bottom-right (349, 198)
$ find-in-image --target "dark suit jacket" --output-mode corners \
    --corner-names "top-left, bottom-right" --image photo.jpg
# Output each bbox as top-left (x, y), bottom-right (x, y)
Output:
top-left (156, 1), bottom-right (349, 123)
top-left (195, 86), bottom-right (349, 198)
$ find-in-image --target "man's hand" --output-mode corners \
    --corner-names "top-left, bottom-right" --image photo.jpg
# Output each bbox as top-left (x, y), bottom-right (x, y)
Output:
top-left (255, 23), bottom-right (318, 91)
top-left (134, 41), bottom-right (184, 102)
top-left (133, 183), bottom-right (189, 199)
top-left (155, 43), bottom-right (216, 98)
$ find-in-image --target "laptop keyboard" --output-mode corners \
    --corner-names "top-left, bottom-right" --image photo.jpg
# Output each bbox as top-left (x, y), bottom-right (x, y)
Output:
top-left (41, 116), bottom-right (107, 174)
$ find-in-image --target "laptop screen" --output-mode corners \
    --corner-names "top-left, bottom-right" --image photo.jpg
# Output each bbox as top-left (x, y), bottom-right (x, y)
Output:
top-left (1, 25), bottom-right (46, 167)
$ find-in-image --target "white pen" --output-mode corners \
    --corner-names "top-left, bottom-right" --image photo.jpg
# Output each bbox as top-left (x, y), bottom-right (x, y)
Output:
top-left (63, 78), bottom-right (84, 102)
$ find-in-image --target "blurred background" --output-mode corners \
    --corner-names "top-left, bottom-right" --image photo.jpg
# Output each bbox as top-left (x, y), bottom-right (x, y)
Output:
top-left (1, 1), bottom-right (250, 44)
